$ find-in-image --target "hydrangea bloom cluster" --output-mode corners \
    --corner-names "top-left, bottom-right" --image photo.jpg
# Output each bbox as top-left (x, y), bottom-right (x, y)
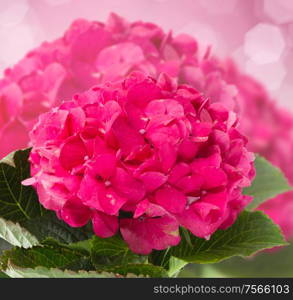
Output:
top-left (24, 72), bottom-right (255, 254)
top-left (1, 13), bottom-right (293, 241)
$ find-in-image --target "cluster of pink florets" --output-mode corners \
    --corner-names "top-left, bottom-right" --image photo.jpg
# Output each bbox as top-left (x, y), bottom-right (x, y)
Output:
top-left (25, 72), bottom-right (254, 254)
top-left (1, 13), bottom-right (292, 243)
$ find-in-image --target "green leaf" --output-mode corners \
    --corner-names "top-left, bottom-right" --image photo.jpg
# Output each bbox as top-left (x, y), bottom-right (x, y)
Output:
top-left (0, 149), bottom-right (93, 245)
top-left (244, 156), bottom-right (291, 210)
top-left (0, 238), bottom-right (12, 254)
top-left (167, 256), bottom-right (187, 277)
top-left (90, 236), bottom-right (165, 277)
top-left (0, 271), bottom-right (9, 278)
top-left (152, 211), bottom-right (287, 265)
top-left (203, 241), bottom-right (293, 278)
top-left (0, 239), bottom-right (90, 271)
top-left (104, 263), bottom-right (168, 278)
top-left (91, 235), bottom-right (145, 267)
top-left (22, 211), bottom-right (92, 244)
top-left (0, 148), bottom-right (44, 222)
top-left (0, 217), bottom-right (38, 248)
top-left (3, 264), bottom-right (121, 278)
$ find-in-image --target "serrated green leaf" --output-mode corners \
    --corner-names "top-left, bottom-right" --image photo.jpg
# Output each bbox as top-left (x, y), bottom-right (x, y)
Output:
top-left (0, 217), bottom-right (39, 248)
top-left (244, 156), bottom-right (291, 209)
top-left (167, 257), bottom-right (187, 277)
top-left (0, 149), bottom-right (93, 245)
top-left (0, 239), bottom-right (90, 271)
top-left (0, 271), bottom-right (9, 278)
top-left (3, 263), bottom-right (120, 278)
top-left (91, 235), bottom-right (145, 267)
top-left (152, 211), bottom-right (287, 265)
top-left (22, 211), bottom-right (91, 244)
top-left (90, 236), bottom-right (164, 277)
top-left (203, 241), bottom-right (293, 278)
top-left (0, 148), bottom-right (44, 222)
top-left (0, 238), bottom-right (12, 254)
top-left (103, 263), bottom-right (167, 278)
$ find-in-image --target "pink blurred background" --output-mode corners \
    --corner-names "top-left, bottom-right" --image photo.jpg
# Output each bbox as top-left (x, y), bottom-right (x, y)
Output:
top-left (0, 0), bottom-right (292, 112)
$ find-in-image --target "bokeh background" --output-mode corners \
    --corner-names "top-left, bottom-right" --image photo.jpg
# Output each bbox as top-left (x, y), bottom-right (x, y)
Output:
top-left (1, 0), bottom-right (293, 111)
top-left (0, 0), bottom-right (293, 277)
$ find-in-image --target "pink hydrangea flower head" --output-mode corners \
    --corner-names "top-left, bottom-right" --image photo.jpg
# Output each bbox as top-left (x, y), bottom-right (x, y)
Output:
top-left (24, 72), bottom-right (255, 254)
top-left (1, 13), bottom-right (292, 241)
top-left (0, 13), bottom-right (199, 158)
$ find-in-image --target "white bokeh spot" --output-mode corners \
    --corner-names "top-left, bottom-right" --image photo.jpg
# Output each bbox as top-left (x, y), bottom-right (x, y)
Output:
top-left (245, 59), bottom-right (286, 91)
top-left (244, 23), bottom-right (285, 65)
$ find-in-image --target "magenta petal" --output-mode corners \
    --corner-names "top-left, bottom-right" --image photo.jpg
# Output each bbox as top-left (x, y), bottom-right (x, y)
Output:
top-left (30, 109), bottom-right (69, 146)
top-left (201, 190), bottom-right (228, 217)
top-left (178, 139), bottom-right (200, 160)
top-left (127, 80), bottom-right (162, 107)
top-left (103, 101), bottom-right (122, 131)
top-left (0, 83), bottom-right (23, 123)
top-left (175, 174), bottom-right (204, 193)
top-left (155, 186), bottom-right (186, 214)
top-left (168, 162), bottom-right (191, 185)
top-left (201, 167), bottom-right (228, 189)
top-left (191, 153), bottom-right (222, 171)
top-left (96, 42), bottom-right (145, 80)
top-left (92, 210), bottom-right (118, 238)
top-left (87, 153), bottom-right (116, 179)
top-left (59, 135), bottom-right (87, 170)
top-left (78, 174), bottom-right (126, 215)
top-left (36, 183), bottom-right (66, 211)
top-left (111, 116), bottom-right (145, 156)
top-left (60, 198), bottom-right (92, 227)
top-left (139, 171), bottom-right (167, 192)
top-left (120, 213), bottom-right (180, 255)
top-left (112, 168), bottom-right (145, 203)
top-left (0, 120), bottom-right (29, 158)
top-left (176, 206), bottom-right (221, 239)
top-left (158, 143), bottom-right (177, 172)
top-left (133, 199), bottom-right (150, 218)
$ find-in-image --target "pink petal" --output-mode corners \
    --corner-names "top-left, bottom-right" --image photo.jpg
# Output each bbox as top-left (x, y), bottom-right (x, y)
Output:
top-left (127, 79), bottom-right (162, 107)
top-left (112, 168), bottom-right (145, 203)
top-left (111, 116), bottom-right (145, 156)
top-left (145, 99), bottom-right (184, 120)
top-left (59, 135), bottom-right (87, 170)
top-left (168, 162), bottom-right (191, 185)
top-left (96, 42), bottom-right (145, 80)
top-left (201, 167), bottom-right (228, 189)
top-left (191, 152), bottom-right (222, 171)
top-left (60, 198), bottom-right (92, 227)
top-left (71, 26), bottom-right (111, 62)
top-left (173, 33), bottom-right (197, 55)
top-left (92, 211), bottom-right (118, 238)
top-left (0, 120), bottom-right (29, 158)
top-left (133, 199), bottom-right (150, 218)
top-left (139, 171), bottom-right (167, 192)
top-left (175, 174), bottom-right (204, 193)
top-left (176, 205), bottom-right (222, 239)
top-left (158, 143), bottom-right (177, 172)
top-left (178, 139), bottom-right (200, 160)
top-left (155, 186), bottom-right (187, 213)
top-left (87, 153), bottom-right (116, 179)
top-left (120, 213), bottom-right (180, 255)
top-left (0, 83), bottom-right (23, 124)
top-left (78, 174), bottom-right (126, 215)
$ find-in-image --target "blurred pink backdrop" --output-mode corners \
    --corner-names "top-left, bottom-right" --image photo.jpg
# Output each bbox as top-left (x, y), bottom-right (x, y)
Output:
top-left (0, 0), bottom-right (292, 112)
